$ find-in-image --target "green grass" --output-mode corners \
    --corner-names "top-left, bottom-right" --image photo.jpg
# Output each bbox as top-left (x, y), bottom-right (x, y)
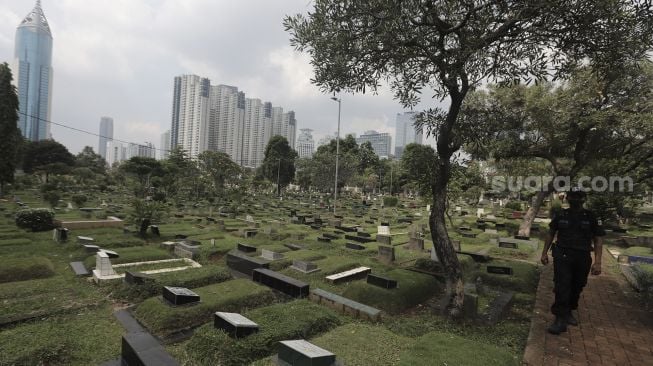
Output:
top-left (397, 330), bottom-right (519, 366)
top-left (475, 259), bottom-right (539, 293)
top-left (341, 269), bottom-right (442, 314)
top-left (83, 245), bottom-right (173, 268)
top-left (182, 300), bottom-right (343, 366)
top-left (112, 259), bottom-right (189, 274)
top-left (622, 246), bottom-right (653, 256)
top-left (0, 238), bottom-right (32, 247)
top-left (133, 279), bottom-right (276, 337)
top-left (0, 256), bottom-right (55, 283)
top-left (0, 305), bottom-right (123, 366)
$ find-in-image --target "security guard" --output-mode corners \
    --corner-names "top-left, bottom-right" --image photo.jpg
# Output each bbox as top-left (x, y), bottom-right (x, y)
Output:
top-left (540, 188), bottom-right (605, 335)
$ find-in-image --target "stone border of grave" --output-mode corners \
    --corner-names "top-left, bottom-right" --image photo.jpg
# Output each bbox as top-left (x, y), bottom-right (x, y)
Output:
top-left (93, 257), bottom-right (201, 284)
top-left (56, 216), bottom-right (124, 230)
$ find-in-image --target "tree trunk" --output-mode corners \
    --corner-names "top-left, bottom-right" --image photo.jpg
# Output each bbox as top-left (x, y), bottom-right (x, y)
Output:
top-left (518, 182), bottom-right (553, 237)
top-left (430, 158), bottom-right (464, 318)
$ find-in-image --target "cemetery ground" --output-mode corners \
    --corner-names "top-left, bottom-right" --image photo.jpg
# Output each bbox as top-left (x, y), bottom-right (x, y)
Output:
top-left (0, 191), bottom-right (651, 366)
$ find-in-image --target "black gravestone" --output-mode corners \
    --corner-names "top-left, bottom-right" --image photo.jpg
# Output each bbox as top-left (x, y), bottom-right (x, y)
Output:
top-left (514, 235), bottom-right (530, 240)
top-left (277, 340), bottom-right (336, 366)
top-left (226, 250), bottom-right (270, 276)
top-left (357, 232), bottom-right (371, 238)
top-left (237, 243), bottom-right (257, 253)
top-left (253, 268), bottom-right (310, 298)
top-left (284, 243), bottom-right (304, 251)
top-left (149, 225), bottom-right (160, 237)
top-left (346, 242), bottom-right (365, 250)
top-left (486, 266), bottom-right (513, 275)
top-left (174, 234), bottom-right (188, 239)
top-left (366, 273), bottom-right (398, 289)
top-left (214, 312), bottom-right (259, 338)
top-left (162, 286), bottom-right (200, 306)
top-left (317, 237), bottom-right (331, 243)
top-left (84, 244), bottom-right (101, 253)
top-left (121, 332), bottom-right (179, 366)
top-left (125, 271), bottom-right (152, 285)
top-left (498, 241), bottom-right (518, 249)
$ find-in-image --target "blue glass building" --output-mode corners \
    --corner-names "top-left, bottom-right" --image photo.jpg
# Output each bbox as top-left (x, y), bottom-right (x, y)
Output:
top-left (14, 0), bottom-right (53, 141)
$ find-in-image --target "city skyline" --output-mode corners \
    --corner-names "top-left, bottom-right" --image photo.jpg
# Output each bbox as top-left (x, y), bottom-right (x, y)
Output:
top-left (0, 1), bottom-right (441, 155)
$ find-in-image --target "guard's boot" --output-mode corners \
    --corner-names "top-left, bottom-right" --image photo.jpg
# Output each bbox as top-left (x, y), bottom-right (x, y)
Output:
top-left (566, 312), bottom-right (578, 326)
top-left (547, 316), bottom-right (568, 335)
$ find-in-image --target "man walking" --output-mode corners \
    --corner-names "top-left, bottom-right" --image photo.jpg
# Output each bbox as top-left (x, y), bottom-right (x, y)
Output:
top-left (540, 188), bottom-right (605, 335)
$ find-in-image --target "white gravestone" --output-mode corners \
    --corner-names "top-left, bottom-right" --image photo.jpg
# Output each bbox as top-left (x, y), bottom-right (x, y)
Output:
top-left (377, 226), bottom-right (391, 236)
top-left (96, 251), bottom-right (116, 276)
top-left (477, 208), bottom-right (485, 218)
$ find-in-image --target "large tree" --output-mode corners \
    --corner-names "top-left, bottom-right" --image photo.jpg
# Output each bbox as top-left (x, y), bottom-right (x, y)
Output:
top-left (0, 63), bottom-right (21, 196)
top-left (197, 150), bottom-right (242, 199)
top-left (285, 0), bottom-right (653, 316)
top-left (75, 146), bottom-right (106, 174)
top-left (260, 136), bottom-right (298, 196)
top-left (468, 62), bottom-right (653, 236)
top-left (23, 140), bottom-right (75, 183)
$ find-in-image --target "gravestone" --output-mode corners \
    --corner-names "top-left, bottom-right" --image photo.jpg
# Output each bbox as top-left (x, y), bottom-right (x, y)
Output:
top-left (291, 260), bottom-right (320, 274)
top-left (407, 237), bottom-right (424, 250)
top-left (261, 249), bottom-right (284, 261)
top-left (149, 225), bottom-right (160, 237)
top-left (69, 261), bottom-right (90, 276)
top-left (124, 271), bottom-right (152, 285)
top-left (514, 235), bottom-right (530, 240)
top-left (175, 234), bottom-right (188, 239)
top-left (226, 250), bottom-right (270, 276)
top-left (376, 225), bottom-right (392, 245)
top-left (463, 291), bottom-right (478, 319)
top-left (326, 267), bottom-right (371, 284)
top-left (160, 241), bottom-right (177, 251)
top-left (284, 243), bottom-right (304, 251)
top-left (345, 242), bottom-right (365, 250)
top-left (378, 245), bottom-right (395, 263)
top-left (77, 236), bottom-right (95, 244)
top-left (95, 251), bottom-right (116, 276)
top-left (121, 332), bottom-right (179, 366)
top-left (498, 241), bottom-right (518, 249)
top-left (366, 273), bottom-right (398, 289)
top-left (237, 243), bottom-right (257, 253)
top-left (487, 266), bottom-right (513, 275)
top-left (214, 312), bottom-right (259, 338)
top-left (53, 227), bottom-right (68, 242)
top-left (277, 340), bottom-right (337, 366)
top-left (100, 249), bottom-right (119, 258)
top-left (253, 268), bottom-right (310, 298)
top-left (317, 236), bottom-right (331, 243)
top-left (162, 286), bottom-right (200, 306)
top-left (84, 244), bottom-right (101, 253)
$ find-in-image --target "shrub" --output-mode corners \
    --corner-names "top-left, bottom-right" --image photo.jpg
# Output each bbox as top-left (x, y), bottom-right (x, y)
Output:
top-left (133, 279), bottom-right (275, 337)
top-left (632, 264), bottom-right (653, 306)
top-left (383, 196), bottom-right (399, 207)
top-left (42, 191), bottom-right (61, 208)
top-left (0, 257), bottom-right (55, 283)
top-left (185, 300), bottom-right (342, 366)
top-left (15, 208), bottom-right (56, 232)
top-left (71, 194), bottom-right (88, 207)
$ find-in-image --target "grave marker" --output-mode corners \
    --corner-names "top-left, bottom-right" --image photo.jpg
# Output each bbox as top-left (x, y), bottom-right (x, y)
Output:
top-left (162, 286), bottom-right (200, 306)
top-left (237, 242), bottom-right (257, 253)
top-left (291, 260), bottom-right (320, 274)
top-left (124, 271), bottom-right (152, 285)
top-left (121, 332), bottom-right (179, 366)
top-left (487, 266), bottom-right (513, 275)
top-left (214, 312), bottom-right (259, 338)
top-left (226, 250), bottom-right (270, 276)
top-left (277, 340), bottom-right (337, 366)
top-left (366, 273), bottom-right (398, 289)
top-left (253, 268), bottom-right (310, 298)
top-left (345, 242), bottom-right (365, 250)
top-left (378, 245), bottom-right (395, 263)
top-left (261, 249), bottom-right (284, 261)
top-left (326, 267), bottom-right (371, 284)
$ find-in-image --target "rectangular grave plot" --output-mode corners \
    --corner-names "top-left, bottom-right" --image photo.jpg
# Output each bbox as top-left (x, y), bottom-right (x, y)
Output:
top-left (486, 266), bottom-right (513, 275)
top-left (163, 286), bottom-right (200, 306)
top-left (253, 269), bottom-right (310, 298)
top-left (284, 243), bottom-right (304, 251)
top-left (357, 231), bottom-right (371, 238)
top-left (122, 332), bottom-right (179, 366)
top-left (346, 242), bottom-right (365, 250)
top-left (326, 267), bottom-right (371, 285)
top-left (317, 237), bottom-right (331, 243)
top-left (278, 340), bottom-right (336, 366)
top-left (226, 250), bottom-right (270, 276)
top-left (366, 274), bottom-right (398, 289)
top-left (498, 241), bottom-right (518, 249)
top-left (291, 260), bottom-right (320, 274)
top-left (214, 312), bottom-right (259, 338)
top-left (237, 243), bottom-right (257, 253)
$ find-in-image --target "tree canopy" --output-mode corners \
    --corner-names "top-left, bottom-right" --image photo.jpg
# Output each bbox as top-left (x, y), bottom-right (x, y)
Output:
top-left (259, 135), bottom-right (298, 195)
top-left (0, 62), bottom-right (21, 195)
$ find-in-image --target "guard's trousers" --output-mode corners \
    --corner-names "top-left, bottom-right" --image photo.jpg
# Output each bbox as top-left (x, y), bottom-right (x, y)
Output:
top-left (551, 246), bottom-right (592, 316)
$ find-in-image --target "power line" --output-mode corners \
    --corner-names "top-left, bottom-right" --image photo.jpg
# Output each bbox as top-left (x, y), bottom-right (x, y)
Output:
top-left (18, 111), bottom-right (170, 154)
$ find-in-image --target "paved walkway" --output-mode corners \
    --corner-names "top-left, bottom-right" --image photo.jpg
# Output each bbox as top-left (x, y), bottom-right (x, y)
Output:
top-left (523, 251), bottom-right (653, 366)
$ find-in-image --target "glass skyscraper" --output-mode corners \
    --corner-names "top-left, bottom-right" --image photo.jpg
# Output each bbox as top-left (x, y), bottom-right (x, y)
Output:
top-left (14, 0), bottom-right (53, 141)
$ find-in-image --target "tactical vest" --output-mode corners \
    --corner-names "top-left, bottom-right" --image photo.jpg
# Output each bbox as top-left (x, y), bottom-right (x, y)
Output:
top-left (554, 209), bottom-right (595, 251)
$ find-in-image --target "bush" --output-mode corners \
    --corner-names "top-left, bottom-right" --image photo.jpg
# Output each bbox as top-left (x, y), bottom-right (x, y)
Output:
top-left (383, 196), bottom-right (399, 207)
top-left (185, 300), bottom-right (342, 366)
top-left (632, 264), bottom-right (653, 306)
top-left (0, 257), bottom-right (55, 283)
top-left (133, 279), bottom-right (276, 337)
top-left (42, 191), bottom-right (61, 208)
top-left (71, 194), bottom-right (88, 207)
top-left (15, 208), bottom-right (56, 232)
top-left (504, 201), bottom-right (522, 211)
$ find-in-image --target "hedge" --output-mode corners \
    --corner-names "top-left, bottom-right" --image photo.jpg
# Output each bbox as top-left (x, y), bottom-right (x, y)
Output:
top-left (185, 300), bottom-right (342, 366)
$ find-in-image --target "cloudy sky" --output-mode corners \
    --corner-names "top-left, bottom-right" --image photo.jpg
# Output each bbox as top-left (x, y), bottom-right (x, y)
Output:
top-left (0, 0), bottom-right (440, 155)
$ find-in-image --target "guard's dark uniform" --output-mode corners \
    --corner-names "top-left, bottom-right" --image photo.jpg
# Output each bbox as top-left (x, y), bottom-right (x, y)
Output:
top-left (549, 208), bottom-right (605, 316)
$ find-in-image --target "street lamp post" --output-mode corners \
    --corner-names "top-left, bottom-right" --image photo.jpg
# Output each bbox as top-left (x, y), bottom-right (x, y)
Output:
top-left (331, 96), bottom-right (341, 215)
